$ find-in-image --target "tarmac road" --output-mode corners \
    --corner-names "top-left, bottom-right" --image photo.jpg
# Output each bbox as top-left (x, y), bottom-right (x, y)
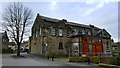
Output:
top-left (2, 53), bottom-right (103, 68)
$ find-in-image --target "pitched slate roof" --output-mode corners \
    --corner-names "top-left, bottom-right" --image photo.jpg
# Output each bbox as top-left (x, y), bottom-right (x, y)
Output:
top-left (103, 29), bottom-right (111, 37)
top-left (67, 22), bottom-right (91, 28)
top-left (34, 14), bottom-right (111, 37)
top-left (39, 14), bottom-right (102, 30)
top-left (40, 15), bottom-right (60, 22)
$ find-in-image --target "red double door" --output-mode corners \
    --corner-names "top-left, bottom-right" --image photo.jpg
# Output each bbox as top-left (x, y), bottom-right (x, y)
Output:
top-left (82, 36), bottom-right (103, 56)
top-left (82, 43), bottom-right (103, 56)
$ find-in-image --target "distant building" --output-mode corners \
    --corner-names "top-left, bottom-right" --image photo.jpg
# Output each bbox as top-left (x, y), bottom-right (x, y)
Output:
top-left (111, 42), bottom-right (120, 56)
top-left (1, 31), bottom-right (9, 49)
top-left (0, 31), bottom-right (10, 53)
top-left (29, 14), bottom-right (113, 57)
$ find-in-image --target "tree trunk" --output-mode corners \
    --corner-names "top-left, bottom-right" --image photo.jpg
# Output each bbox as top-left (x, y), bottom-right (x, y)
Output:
top-left (17, 44), bottom-right (21, 56)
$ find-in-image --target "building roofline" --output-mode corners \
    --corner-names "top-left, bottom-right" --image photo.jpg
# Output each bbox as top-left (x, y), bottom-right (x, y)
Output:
top-left (39, 14), bottom-right (60, 23)
top-left (35, 14), bottom-right (102, 30)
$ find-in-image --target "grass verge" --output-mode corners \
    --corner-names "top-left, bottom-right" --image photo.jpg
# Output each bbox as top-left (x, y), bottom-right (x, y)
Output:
top-left (99, 63), bottom-right (120, 68)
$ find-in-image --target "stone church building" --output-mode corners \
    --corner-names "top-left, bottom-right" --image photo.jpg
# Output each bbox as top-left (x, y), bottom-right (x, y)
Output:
top-left (29, 13), bottom-right (113, 57)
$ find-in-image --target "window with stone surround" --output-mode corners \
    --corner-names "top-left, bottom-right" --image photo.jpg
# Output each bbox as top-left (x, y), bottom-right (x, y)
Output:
top-left (59, 28), bottom-right (63, 36)
top-left (40, 28), bottom-right (41, 36)
top-left (37, 29), bottom-right (39, 37)
top-left (82, 30), bottom-right (85, 35)
top-left (36, 30), bottom-right (38, 37)
top-left (112, 47), bottom-right (117, 50)
top-left (33, 29), bottom-right (36, 38)
top-left (88, 31), bottom-right (91, 35)
top-left (51, 27), bottom-right (55, 36)
top-left (67, 30), bottom-right (70, 37)
top-left (59, 42), bottom-right (63, 49)
top-left (74, 29), bottom-right (79, 35)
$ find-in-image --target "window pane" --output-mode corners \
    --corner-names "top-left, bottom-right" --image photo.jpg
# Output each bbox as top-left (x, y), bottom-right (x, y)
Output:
top-left (67, 30), bottom-right (70, 37)
top-left (88, 31), bottom-right (91, 35)
top-left (82, 30), bottom-right (85, 34)
top-left (51, 28), bottom-right (55, 35)
top-left (37, 30), bottom-right (39, 37)
top-left (36, 30), bottom-right (37, 37)
top-left (40, 28), bottom-right (41, 36)
top-left (59, 42), bottom-right (63, 49)
top-left (59, 29), bottom-right (63, 36)
top-left (74, 29), bottom-right (78, 35)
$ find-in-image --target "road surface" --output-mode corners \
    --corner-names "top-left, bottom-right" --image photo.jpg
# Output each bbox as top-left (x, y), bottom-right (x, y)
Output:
top-left (2, 53), bottom-right (103, 68)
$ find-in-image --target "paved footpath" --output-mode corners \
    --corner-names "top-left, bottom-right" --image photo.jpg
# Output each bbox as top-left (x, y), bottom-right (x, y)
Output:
top-left (2, 53), bottom-right (103, 68)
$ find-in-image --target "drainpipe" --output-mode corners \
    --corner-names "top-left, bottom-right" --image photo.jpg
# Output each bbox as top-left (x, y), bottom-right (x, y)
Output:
top-left (79, 37), bottom-right (81, 57)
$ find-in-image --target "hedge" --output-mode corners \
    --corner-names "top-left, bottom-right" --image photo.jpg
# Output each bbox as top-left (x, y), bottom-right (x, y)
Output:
top-left (69, 56), bottom-right (100, 64)
top-left (69, 57), bottom-right (89, 62)
top-left (109, 56), bottom-right (120, 66)
top-left (69, 56), bottom-right (120, 66)
top-left (90, 57), bottom-right (100, 64)
top-left (2, 48), bottom-right (15, 53)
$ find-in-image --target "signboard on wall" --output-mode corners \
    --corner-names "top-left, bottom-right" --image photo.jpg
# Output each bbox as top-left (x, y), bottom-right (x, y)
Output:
top-left (72, 37), bottom-right (81, 42)
top-left (73, 43), bottom-right (79, 50)
top-left (73, 43), bottom-right (78, 46)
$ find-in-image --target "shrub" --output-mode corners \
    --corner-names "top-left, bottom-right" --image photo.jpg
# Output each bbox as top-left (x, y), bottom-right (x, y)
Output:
top-left (109, 56), bottom-right (120, 66)
top-left (82, 57), bottom-right (88, 62)
top-left (102, 57), bottom-right (113, 64)
top-left (90, 57), bottom-right (100, 64)
top-left (69, 57), bottom-right (81, 62)
top-left (2, 48), bottom-right (15, 53)
top-left (69, 57), bottom-right (88, 62)
top-left (69, 56), bottom-right (101, 64)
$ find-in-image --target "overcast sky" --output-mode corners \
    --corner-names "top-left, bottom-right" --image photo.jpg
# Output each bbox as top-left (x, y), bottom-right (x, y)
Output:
top-left (0, 0), bottom-right (119, 42)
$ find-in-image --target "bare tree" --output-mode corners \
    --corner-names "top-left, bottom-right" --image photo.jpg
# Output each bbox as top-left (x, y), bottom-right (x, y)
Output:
top-left (2, 2), bottom-right (32, 56)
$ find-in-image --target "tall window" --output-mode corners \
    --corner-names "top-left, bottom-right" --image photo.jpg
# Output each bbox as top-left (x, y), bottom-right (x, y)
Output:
top-left (37, 29), bottom-right (39, 37)
top-left (59, 42), bottom-right (63, 49)
top-left (74, 29), bottom-right (78, 35)
top-left (82, 30), bottom-right (85, 35)
top-left (88, 31), bottom-right (91, 35)
top-left (67, 30), bottom-right (70, 37)
top-left (34, 29), bottom-right (37, 38)
top-left (51, 28), bottom-right (55, 36)
top-left (59, 28), bottom-right (63, 36)
top-left (40, 28), bottom-right (41, 36)
top-left (107, 41), bottom-right (109, 45)
top-left (36, 30), bottom-right (38, 37)
top-left (42, 28), bottom-right (45, 35)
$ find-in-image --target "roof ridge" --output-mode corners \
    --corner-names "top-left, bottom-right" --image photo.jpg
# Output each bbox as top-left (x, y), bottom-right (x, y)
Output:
top-left (38, 14), bottom-right (101, 29)
top-left (39, 15), bottom-right (60, 22)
